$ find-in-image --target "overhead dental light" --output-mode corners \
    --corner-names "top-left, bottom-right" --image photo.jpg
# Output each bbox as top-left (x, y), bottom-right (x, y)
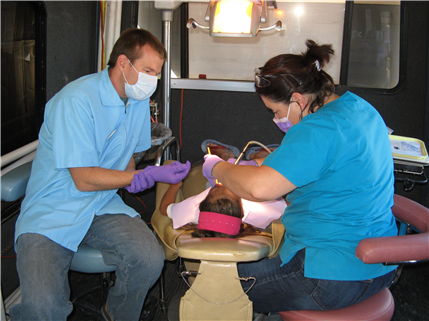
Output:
top-left (187, 0), bottom-right (283, 37)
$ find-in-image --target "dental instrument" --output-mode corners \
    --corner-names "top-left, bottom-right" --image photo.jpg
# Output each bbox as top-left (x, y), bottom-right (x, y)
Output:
top-left (234, 141), bottom-right (273, 165)
top-left (206, 146), bottom-right (219, 184)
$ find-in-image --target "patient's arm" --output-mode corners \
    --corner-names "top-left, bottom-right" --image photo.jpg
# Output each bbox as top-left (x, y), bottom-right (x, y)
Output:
top-left (159, 181), bottom-right (183, 216)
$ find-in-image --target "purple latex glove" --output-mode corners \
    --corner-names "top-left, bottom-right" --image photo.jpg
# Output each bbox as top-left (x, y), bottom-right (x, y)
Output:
top-left (126, 161), bottom-right (191, 193)
top-left (227, 158), bottom-right (258, 166)
top-left (126, 170), bottom-right (156, 193)
top-left (145, 161), bottom-right (191, 184)
top-left (202, 154), bottom-right (224, 187)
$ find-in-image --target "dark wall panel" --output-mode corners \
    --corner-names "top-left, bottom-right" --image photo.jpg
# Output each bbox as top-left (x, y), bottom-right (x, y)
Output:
top-left (170, 89), bottom-right (284, 165)
top-left (45, 1), bottom-right (97, 101)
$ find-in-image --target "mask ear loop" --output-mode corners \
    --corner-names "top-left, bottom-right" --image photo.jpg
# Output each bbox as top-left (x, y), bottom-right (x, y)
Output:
top-left (122, 72), bottom-right (129, 84)
top-left (123, 59), bottom-right (140, 85)
top-left (289, 98), bottom-right (304, 120)
top-left (286, 101), bottom-right (292, 119)
top-left (128, 60), bottom-right (139, 74)
top-left (293, 100), bottom-right (305, 120)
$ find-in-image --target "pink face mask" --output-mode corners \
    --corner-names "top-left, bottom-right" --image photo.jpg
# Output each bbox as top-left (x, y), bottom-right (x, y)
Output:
top-left (273, 102), bottom-right (293, 133)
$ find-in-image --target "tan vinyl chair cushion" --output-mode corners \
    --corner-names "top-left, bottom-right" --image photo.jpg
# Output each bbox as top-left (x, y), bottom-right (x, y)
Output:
top-left (151, 160), bottom-right (285, 261)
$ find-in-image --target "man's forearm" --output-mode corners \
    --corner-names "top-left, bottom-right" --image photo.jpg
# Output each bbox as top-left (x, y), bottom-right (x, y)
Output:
top-left (69, 166), bottom-right (138, 192)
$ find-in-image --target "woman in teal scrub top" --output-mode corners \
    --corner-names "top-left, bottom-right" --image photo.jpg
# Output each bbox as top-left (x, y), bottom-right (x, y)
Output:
top-left (203, 40), bottom-right (397, 313)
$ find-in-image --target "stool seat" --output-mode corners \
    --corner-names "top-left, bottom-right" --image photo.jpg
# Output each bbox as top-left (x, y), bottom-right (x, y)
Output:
top-left (278, 287), bottom-right (394, 321)
top-left (70, 244), bottom-right (116, 274)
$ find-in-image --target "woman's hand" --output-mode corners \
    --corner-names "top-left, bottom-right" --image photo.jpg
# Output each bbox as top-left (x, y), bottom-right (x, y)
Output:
top-left (202, 154), bottom-right (224, 187)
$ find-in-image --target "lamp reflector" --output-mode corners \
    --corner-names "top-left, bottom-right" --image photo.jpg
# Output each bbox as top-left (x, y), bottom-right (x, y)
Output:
top-left (212, 1), bottom-right (253, 35)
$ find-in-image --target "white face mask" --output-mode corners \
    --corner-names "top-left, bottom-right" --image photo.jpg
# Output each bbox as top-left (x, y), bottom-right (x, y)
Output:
top-left (123, 60), bottom-right (157, 101)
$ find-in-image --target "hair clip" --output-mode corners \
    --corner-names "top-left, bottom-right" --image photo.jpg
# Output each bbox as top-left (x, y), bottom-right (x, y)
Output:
top-left (314, 60), bottom-right (321, 71)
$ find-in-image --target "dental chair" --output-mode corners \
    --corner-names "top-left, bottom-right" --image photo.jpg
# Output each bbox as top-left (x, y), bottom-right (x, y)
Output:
top-left (279, 194), bottom-right (429, 321)
top-left (151, 160), bottom-right (285, 321)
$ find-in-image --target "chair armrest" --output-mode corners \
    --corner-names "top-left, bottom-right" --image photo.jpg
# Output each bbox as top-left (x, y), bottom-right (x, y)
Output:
top-left (1, 162), bottom-right (32, 202)
top-left (393, 194), bottom-right (429, 233)
top-left (357, 195), bottom-right (429, 264)
top-left (355, 233), bottom-right (429, 264)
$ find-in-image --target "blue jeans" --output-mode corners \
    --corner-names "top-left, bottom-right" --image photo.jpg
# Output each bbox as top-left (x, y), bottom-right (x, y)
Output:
top-left (10, 214), bottom-right (165, 321)
top-left (238, 249), bottom-right (396, 313)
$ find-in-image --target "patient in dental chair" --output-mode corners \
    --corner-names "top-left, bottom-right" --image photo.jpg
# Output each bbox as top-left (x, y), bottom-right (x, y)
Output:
top-left (159, 178), bottom-right (286, 238)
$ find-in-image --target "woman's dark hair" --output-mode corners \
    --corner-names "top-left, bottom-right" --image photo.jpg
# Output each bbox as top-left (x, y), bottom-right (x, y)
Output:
top-left (184, 185), bottom-right (259, 238)
top-left (255, 39), bottom-right (335, 114)
top-left (107, 28), bottom-right (167, 68)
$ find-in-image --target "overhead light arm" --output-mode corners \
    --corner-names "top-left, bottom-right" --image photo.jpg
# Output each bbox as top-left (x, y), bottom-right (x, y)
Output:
top-left (259, 20), bottom-right (282, 32)
top-left (204, 1), bottom-right (215, 22)
top-left (260, 0), bottom-right (267, 23)
top-left (187, 18), bottom-right (209, 30)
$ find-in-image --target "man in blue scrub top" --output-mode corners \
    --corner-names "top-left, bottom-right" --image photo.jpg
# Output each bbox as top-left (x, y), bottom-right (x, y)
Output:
top-left (11, 29), bottom-right (190, 321)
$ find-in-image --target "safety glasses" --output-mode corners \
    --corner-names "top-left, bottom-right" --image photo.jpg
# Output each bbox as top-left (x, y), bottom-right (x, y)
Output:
top-left (254, 74), bottom-right (272, 88)
top-left (254, 68), bottom-right (272, 88)
top-left (254, 68), bottom-right (303, 88)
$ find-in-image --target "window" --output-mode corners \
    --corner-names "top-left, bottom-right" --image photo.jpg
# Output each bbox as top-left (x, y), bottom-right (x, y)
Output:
top-left (346, 1), bottom-right (401, 89)
top-left (1, 1), bottom-right (45, 156)
top-left (188, 1), bottom-right (345, 83)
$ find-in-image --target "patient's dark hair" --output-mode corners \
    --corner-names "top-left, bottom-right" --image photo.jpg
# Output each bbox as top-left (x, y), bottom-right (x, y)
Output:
top-left (183, 184), bottom-right (260, 238)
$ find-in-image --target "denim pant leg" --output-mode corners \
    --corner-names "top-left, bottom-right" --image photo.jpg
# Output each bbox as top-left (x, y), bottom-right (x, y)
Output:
top-left (238, 249), bottom-right (396, 313)
top-left (81, 214), bottom-right (165, 321)
top-left (10, 233), bottom-right (74, 321)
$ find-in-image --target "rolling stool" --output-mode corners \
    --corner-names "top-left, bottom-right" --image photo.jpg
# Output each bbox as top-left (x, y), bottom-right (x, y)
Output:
top-left (278, 288), bottom-right (394, 321)
top-left (69, 244), bottom-right (116, 317)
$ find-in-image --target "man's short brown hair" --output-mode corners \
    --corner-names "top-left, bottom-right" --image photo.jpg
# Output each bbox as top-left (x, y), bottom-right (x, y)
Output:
top-left (107, 28), bottom-right (166, 68)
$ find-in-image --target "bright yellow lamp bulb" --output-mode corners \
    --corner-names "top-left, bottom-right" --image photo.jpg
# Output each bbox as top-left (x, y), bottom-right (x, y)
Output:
top-left (213, 1), bottom-right (253, 34)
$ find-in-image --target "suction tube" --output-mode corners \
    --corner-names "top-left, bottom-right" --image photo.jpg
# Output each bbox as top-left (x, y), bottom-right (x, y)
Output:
top-left (234, 141), bottom-right (272, 165)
